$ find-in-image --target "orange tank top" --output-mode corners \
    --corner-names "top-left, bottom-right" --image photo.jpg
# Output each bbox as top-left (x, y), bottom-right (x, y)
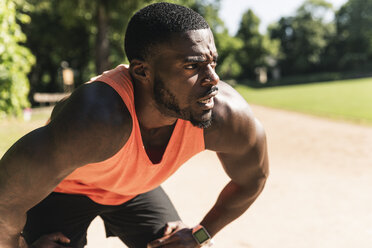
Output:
top-left (54, 65), bottom-right (205, 205)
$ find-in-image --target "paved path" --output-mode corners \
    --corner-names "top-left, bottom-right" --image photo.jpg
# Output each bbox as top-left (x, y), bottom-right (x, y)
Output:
top-left (85, 105), bottom-right (372, 248)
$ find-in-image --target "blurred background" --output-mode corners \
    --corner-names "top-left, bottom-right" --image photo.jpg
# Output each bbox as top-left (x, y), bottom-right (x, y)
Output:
top-left (1, 0), bottom-right (371, 122)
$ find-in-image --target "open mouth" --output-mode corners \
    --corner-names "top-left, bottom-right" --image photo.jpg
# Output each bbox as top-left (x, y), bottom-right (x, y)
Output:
top-left (196, 86), bottom-right (218, 110)
top-left (198, 98), bottom-right (213, 104)
top-left (197, 95), bottom-right (216, 110)
top-left (197, 87), bottom-right (218, 104)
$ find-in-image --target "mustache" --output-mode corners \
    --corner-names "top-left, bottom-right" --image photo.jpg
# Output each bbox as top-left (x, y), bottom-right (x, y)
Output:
top-left (200, 86), bottom-right (218, 98)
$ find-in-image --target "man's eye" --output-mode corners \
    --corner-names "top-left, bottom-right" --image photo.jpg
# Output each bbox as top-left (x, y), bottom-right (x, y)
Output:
top-left (185, 64), bottom-right (198, 69)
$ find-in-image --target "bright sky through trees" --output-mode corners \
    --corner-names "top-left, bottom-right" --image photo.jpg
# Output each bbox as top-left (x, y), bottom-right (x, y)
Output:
top-left (219, 0), bottom-right (348, 34)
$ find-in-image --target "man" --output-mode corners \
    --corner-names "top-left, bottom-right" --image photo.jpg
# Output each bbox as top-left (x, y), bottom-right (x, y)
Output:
top-left (0, 2), bottom-right (269, 248)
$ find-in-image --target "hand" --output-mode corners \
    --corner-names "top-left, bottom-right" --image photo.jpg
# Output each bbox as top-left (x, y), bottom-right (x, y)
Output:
top-left (147, 222), bottom-right (199, 248)
top-left (27, 232), bottom-right (71, 248)
top-left (163, 221), bottom-right (187, 236)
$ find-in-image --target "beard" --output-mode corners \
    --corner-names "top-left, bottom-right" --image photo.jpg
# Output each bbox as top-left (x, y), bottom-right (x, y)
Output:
top-left (153, 76), bottom-right (213, 129)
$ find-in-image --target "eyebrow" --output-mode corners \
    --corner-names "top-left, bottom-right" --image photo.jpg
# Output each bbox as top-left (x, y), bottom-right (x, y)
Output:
top-left (184, 55), bottom-right (218, 63)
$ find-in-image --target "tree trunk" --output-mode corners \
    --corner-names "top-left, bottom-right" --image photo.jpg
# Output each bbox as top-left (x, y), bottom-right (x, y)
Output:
top-left (95, 0), bottom-right (110, 75)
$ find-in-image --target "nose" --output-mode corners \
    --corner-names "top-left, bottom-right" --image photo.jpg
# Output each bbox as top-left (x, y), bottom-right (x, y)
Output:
top-left (201, 64), bottom-right (219, 87)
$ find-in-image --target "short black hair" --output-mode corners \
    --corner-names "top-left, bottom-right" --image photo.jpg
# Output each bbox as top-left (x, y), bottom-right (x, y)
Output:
top-left (124, 2), bottom-right (210, 62)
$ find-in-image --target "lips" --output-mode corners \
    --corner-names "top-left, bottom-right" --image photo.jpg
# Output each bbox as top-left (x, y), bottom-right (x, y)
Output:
top-left (199, 98), bottom-right (213, 104)
top-left (197, 88), bottom-right (218, 109)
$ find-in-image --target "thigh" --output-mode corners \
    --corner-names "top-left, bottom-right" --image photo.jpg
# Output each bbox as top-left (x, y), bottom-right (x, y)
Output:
top-left (22, 192), bottom-right (100, 248)
top-left (101, 186), bottom-right (181, 248)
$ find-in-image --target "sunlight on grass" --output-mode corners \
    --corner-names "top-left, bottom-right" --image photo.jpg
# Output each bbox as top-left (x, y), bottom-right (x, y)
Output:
top-left (0, 107), bottom-right (52, 156)
top-left (235, 77), bottom-right (372, 125)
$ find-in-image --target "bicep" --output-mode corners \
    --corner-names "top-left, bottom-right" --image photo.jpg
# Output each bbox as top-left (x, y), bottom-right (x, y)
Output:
top-left (217, 118), bottom-right (269, 187)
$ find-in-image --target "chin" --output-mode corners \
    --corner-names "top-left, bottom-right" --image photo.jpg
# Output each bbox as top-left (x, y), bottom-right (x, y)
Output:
top-left (189, 110), bottom-right (213, 129)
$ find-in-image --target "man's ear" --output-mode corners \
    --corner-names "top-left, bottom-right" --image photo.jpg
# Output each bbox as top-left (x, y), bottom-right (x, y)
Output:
top-left (129, 59), bottom-right (150, 83)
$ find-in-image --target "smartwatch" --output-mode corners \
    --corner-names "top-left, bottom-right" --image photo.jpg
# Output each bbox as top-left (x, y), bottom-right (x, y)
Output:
top-left (192, 224), bottom-right (214, 247)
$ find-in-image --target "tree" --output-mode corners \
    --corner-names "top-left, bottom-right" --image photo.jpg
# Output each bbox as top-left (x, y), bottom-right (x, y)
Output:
top-left (21, 3), bottom-right (91, 94)
top-left (0, 0), bottom-right (35, 118)
top-left (235, 9), bottom-right (278, 79)
top-left (21, 0), bottom-right (241, 94)
top-left (269, 0), bottom-right (334, 75)
top-left (214, 30), bottom-right (243, 79)
top-left (55, 0), bottom-right (154, 75)
top-left (332, 0), bottom-right (372, 70)
top-left (185, 0), bottom-right (244, 79)
top-left (22, 0), bottom-right (154, 94)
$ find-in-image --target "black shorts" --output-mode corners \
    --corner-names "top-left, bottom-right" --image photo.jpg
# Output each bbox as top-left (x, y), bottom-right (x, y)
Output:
top-left (22, 186), bottom-right (180, 248)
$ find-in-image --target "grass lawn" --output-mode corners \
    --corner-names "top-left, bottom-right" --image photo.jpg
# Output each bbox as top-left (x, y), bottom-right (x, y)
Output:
top-left (235, 77), bottom-right (372, 125)
top-left (0, 107), bottom-right (52, 156)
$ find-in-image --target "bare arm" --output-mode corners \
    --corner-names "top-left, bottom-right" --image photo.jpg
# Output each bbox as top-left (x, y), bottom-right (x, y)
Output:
top-left (201, 122), bottom-right (268, 237)
top-left (195, 82), bottom-right (269, 238)
top-left (200, 82), bottom-right (269, 237)
top-left (147, 82), bottom-right (269, 248)
top-left (0, 82), bottom-right (131, 247)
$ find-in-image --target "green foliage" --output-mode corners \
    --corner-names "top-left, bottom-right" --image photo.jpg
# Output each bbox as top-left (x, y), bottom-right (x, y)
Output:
top-left (21, 0), bottom-right (242, 91)
top-left (332, 0), bottom-right (372, 70)
top-left (235, 9), bottom-right (279, 79)
top-left (177, 0), bottom-right (243, 79)
top-left (236, 77), bottom-right (372, 125)
top-left (22, 0), bottom-right (155, 92)
top-left (269, 0), bottom-right (335, 75)
top-left (15, 0), bottom-right (372, 94)
top-left (235, 9), bottom-right (264, 78)
top-left (215, 30), bottom-right (243, 79)
top-left (22, 2), bottom-right (91, 93)
top-left (0, 0), bottom-right (35, 118)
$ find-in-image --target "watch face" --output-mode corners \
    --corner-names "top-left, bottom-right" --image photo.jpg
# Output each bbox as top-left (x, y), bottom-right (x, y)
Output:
top-left (194, 228), bottom-right (210, 243)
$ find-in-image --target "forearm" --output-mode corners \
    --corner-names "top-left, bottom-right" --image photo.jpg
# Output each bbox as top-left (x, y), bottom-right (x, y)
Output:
top-left (0, 211), bottom-right (26, 248)
top-left (0, 127), bottom-right (66, 205)
top-left (200, 179), bottom-right (266, 237)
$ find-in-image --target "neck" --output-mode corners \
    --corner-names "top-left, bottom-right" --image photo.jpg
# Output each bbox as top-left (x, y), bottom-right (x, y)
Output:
top-left (133, 79), bottom-right (177, 130)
